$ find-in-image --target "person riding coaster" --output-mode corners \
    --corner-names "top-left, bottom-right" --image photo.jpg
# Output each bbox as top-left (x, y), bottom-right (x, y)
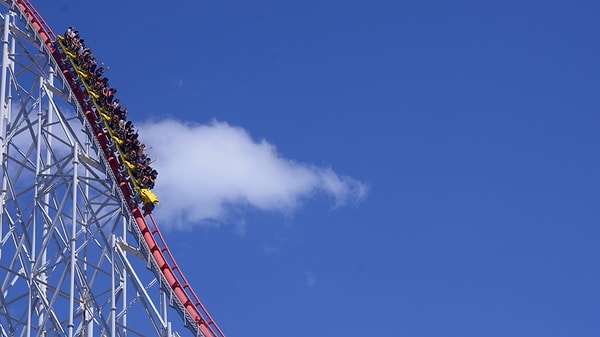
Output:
top-left (57, 30), bottom-right (161, 211)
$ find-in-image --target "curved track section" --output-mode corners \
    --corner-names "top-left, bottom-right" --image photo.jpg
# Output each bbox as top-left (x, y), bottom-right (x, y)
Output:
top-left (0, 0), bottom-right (224, 337)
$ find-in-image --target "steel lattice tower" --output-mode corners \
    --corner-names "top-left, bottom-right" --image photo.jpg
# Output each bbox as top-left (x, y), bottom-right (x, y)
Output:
top-left (0, 1), bottom-right (226, 336)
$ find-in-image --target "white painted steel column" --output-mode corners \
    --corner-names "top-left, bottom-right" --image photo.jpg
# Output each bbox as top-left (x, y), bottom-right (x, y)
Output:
top-left (29, 75), bottom-right (44, 337)
top-left (39, 67), bottom-right (54, 336)
top-left (68, 143), bottom-right (79, 337)
top-left (122, 218), bottom-right (128, 337)
top-left (111, 235), bottom-right (117, 337)
top-left (0, 12), bottom-right (11, 148)
top-left (162, 290), bottom-right (169, 330)
top-left (0, 11), bottom-right (12, 260)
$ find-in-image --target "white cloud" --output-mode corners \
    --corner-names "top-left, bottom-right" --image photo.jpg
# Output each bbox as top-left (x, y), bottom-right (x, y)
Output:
top-left (137, 119), bottom-right (368, 228)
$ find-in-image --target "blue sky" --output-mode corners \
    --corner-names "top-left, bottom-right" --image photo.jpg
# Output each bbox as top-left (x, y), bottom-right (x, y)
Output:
top-left (33, 0), bottom-right (600, 336)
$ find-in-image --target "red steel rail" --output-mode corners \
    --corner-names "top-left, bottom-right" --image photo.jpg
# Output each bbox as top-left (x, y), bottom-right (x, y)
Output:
top-left (10, 1), bottom-right (226, 336)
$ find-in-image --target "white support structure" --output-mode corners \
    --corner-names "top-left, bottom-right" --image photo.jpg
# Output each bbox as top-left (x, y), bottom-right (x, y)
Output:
top-left (0, 3), bottom-right (195, 336)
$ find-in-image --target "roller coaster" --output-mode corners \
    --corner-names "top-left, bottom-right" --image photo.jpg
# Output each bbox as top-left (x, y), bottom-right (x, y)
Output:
top-left (0, 0), bottom-right (227, 336)
top-left (56, 30), bottom-right (159, 211)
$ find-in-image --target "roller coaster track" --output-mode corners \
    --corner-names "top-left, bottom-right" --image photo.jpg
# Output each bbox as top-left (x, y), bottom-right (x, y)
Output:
top-left (0, 1), bottom-right (226, 336)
